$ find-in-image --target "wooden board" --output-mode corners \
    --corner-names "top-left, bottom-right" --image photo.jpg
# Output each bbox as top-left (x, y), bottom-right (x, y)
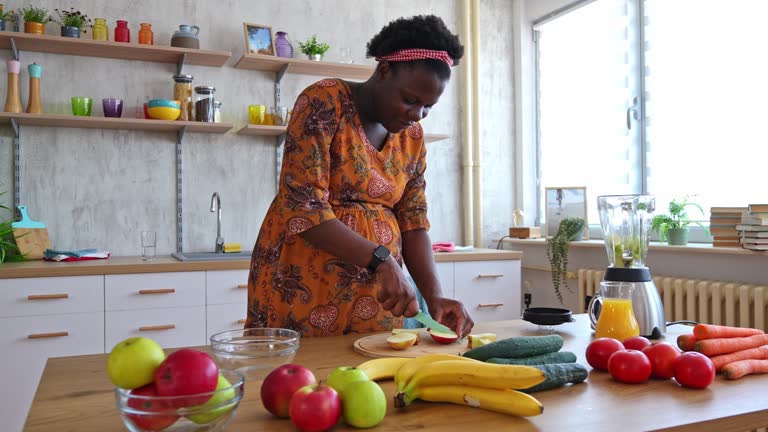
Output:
top-left (354, 329), bottom-right (470, 358)
top-left (12, 227), bottom-right (51, 260)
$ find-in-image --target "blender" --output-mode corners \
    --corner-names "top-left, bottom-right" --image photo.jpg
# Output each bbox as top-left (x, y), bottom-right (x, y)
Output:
top-left (597, 194), bottom-right (666, 339)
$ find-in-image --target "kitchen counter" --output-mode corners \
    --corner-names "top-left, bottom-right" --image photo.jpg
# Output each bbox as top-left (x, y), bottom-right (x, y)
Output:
top-left (0, 248), bottom-right (522, 279)
top-left (24, 315), bottom-right (768, 431)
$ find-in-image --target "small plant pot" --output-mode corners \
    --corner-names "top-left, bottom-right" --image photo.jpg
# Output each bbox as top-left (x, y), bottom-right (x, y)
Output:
top-left (24, 22), bottom-right (45, 35)
top-left (308, 53), bottom-right (322, 61)
top-left (60, 26), bottom-right (81, 38)
top-left (667, 228), bottom-right (689, 246)
top-left (0, 21), bottom-right (6, 32)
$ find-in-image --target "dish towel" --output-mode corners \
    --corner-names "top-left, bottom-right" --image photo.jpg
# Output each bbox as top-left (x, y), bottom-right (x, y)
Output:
top-left (432, 242), bottom-right (474, 253)
top-left (43, 248), bottom-right (111, 262)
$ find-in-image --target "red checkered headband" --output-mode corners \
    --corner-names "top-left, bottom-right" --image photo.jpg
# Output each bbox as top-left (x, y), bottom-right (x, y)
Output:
top-left (375, 48), bottom-right (454, 67)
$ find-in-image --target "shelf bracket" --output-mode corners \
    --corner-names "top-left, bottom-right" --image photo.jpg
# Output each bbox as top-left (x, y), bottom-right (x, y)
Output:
top-left (10, 37), bottom-right (20, 61)
top-left (177, 126), bottom-right (186, 145)
top-left (175, 126), bottom-right (187, 253)
top-left (274, 64), bottom-right (289, 108)
top-left (176, 53), bottom-right (187, 76)
top-left (11, 119), bottom-right (20, 207)
top-left (10, 118), bottom-right (19, 139)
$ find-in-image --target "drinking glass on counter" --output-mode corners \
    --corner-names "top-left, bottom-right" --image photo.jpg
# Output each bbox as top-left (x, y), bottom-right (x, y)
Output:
top-left (141, 230), bottom-right (156, 261)
top-left (102, 98), bottom-right (123, 118)
top-left (263, 106), bottom-right (274, 126)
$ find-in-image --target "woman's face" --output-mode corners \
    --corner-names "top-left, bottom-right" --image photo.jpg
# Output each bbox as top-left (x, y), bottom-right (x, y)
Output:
top-left (373, 63), bottom-right (447, 133)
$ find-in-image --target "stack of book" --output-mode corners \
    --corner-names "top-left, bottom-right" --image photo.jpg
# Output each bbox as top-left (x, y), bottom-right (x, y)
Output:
top-left (710, 206), bottom-right (747, 247)
top-left (735, 204), bottom-right (768, 251)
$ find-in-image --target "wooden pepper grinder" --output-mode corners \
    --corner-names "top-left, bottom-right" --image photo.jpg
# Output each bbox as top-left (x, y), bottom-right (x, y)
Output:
top-left (4, 59), bottom-right (22, 113)
top-left (25, 63), bottom-right (43, 114)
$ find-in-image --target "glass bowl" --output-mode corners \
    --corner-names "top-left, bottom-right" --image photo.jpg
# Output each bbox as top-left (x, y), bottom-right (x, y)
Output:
top-left (115, 368), bottom-right (244, 432)
top-left (209, 328), bottom-right (300, 381)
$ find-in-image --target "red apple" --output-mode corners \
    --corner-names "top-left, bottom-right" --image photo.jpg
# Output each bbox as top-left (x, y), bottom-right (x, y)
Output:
top-left (125, 383), bottom-right (179, 431)
top-left (154, 348), bottom-right (219, 407)
top-left (428, 328), bottom-right (460, 344)
top-left (261, 364), bottom-right (317, 418)
top-left (289, 383), bottom-right (342, 432)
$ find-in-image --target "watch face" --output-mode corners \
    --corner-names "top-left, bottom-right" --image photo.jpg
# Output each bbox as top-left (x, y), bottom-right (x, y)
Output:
top-left (374, 245), bottom-right (390, 260)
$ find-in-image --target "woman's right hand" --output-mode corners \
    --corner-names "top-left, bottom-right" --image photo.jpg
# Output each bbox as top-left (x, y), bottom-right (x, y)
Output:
top-left (375, 257), bottom-right (419, 318)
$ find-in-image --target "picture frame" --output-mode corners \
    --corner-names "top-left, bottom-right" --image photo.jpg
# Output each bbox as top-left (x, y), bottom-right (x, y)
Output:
top-left (243, 23), bottom-right (275, 56)
top-left (544, 186), bottom-right (588, 238)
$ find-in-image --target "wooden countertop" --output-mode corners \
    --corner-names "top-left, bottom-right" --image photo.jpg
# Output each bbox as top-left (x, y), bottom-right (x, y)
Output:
top-left (24, 315), bottom-right (768, 431)
top-left (0, 248), bottom-right (522, 279)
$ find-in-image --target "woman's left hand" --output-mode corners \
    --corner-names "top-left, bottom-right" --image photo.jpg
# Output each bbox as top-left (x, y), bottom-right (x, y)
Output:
top-left (425, 296), bottom-right (474, 338)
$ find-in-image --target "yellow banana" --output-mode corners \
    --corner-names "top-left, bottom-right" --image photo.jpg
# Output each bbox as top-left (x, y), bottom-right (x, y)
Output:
top-left (395, 385), bottom-right (543, 417)
top-left (395, 354), bottom-right (477, 391)
top-left (356, 357), bottom-right (411, 381)
top-left (401, 360), bottom-right (545, 394)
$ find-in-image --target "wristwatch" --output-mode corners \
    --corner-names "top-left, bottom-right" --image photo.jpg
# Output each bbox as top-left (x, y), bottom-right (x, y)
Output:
top-left (367, 245), bottom-right (391, 272)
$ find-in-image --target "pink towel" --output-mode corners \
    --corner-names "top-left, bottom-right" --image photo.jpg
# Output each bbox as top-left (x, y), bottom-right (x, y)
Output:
top-left (432, 242), bottom-right (455, 252)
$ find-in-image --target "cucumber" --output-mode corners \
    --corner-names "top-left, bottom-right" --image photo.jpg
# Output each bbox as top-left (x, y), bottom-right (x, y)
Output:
top-left (462, 334), bottom-right (564, 361)
top-left (486, 351), bottom-right (577, 365)
top-left (522, 363), bottom-right (588, 393)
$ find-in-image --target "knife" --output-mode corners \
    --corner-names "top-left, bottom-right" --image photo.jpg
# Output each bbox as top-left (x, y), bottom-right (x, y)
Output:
top-left (413, 310), bottom-right (456, 335)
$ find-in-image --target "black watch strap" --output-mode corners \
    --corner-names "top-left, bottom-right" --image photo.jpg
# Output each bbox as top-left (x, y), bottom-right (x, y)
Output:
top-left (367, 245), bottom-right (391, 272)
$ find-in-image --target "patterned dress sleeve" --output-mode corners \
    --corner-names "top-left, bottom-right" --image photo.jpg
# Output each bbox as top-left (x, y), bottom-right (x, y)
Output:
top-left (275, 82), bottom-right (339, 235)
top-left (393, 133), bottom-right (431, 233)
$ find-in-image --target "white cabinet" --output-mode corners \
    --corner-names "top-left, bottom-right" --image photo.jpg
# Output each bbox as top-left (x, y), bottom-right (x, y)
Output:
top-left (0, 276), bottom-right (103, 317)
top-left (105, 272), bottom-right (205, 311)
top-left (452, 260), bottom-right (521, 323)
top-left (207, 303), bottom-right (248, 341)
top-left (206, 270), bottom-right (249, 305)
top-left (435, 262), bottom-right (454, 297)
top-left (106, 307), bottom-right (206, 349)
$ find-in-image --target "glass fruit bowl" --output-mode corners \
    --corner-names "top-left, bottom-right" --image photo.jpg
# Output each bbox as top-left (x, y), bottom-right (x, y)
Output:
top-left (115, 368), bottom-right (245, 432)
top-left (209, 328), bottom-right (300, 381)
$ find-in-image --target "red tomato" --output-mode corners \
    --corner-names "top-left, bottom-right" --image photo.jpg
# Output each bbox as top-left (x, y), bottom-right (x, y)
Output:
top-left (673, 352), bottom-right (715, 389)
top-left (642, 343), bottom-right (681, 379)
top-left (623, 336), bottom-right (652, 351)
top-left (586, 338), bottom-right (625, 371)
top-left (608, 349), bottom-right (652, 384)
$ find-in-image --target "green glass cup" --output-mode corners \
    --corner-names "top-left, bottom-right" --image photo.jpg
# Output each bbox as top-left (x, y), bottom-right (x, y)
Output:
top-left (71, 97), bottom-right (93, 116)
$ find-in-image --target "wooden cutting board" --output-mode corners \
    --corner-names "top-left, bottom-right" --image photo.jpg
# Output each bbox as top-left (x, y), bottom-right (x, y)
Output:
top-left (13, 227), bottom-right (51, 260)
top-left (353, 329), bottom-right (471, 358)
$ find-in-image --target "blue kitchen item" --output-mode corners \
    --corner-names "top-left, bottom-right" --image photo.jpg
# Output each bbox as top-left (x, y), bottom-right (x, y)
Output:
top-left (11, 206), bottom-right (45, 228)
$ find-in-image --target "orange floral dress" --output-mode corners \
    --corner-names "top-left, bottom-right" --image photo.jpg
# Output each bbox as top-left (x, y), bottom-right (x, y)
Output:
top-left (245, 79), bottom-right (430, 337)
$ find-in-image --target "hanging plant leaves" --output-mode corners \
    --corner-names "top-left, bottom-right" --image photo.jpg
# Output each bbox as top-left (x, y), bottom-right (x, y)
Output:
top-left (546, 217), bottom-right (585, 304)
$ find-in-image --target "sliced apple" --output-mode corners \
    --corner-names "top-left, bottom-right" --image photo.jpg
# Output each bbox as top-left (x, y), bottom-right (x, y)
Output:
top-left (391, 328), bottom-right (421, 345)
top-left (386, 332), bottom-right (418, 350)
top-left (427, 328), bottom-right (460, 345)
top-left (467, 333), bottom-right (497, 349)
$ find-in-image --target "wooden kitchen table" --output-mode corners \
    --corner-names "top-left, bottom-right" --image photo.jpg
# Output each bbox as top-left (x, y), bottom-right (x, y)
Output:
top-left (24, 315), bottom-right (768, 432)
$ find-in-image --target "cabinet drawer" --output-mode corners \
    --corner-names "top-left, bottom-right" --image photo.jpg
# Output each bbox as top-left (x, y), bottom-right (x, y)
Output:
top-left (105, 307), bottom-right (206, 350)
top-left (453, 260), bottom-right (521, 323)
top-left (0, 276), bottom-right (103, 318)
top-left (105, 272), bottom-right (205, 311)
top-left (206, 270), bottom-right (249, 305)
top-left (206, 303), bottom-right (248, 343)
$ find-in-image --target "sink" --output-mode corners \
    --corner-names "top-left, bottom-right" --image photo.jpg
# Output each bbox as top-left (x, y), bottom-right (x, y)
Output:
top-left (172, 251), bottom-right (252, 262)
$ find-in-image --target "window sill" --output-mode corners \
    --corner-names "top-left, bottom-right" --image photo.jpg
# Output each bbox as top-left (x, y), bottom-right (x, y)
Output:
top-left (501, 238), bottom-right (768, 257)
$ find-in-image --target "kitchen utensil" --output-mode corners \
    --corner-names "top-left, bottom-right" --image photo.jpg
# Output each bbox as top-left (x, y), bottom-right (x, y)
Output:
top-left (412, 310), bottom-right (454, 334)
top-left (209, 328), bottom-right (299, 381)
top-left (25, 63), bottom-right (42, 114)
top-left (11, 206), bottom-right (51, 260)
top-left (353, 329), bottom-right (470, 359)
top-left (588, 281), bottom-right (640, 340)
top-left (147, 99), bottom-right (181, 120)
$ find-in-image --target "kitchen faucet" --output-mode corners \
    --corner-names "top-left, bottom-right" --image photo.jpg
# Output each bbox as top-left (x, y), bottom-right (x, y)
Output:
top-left (210, 192), bottom-right (224, 253)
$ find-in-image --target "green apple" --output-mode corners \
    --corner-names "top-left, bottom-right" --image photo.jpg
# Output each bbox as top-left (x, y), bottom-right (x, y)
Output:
top-left (187, 374), bottom-right (237, 424)
top-left (341, 380), bottom-right (386, 428)
top-left (326, 366), bottom-right (369, 394)
top-left (107, 337), bottom-right (165, 389)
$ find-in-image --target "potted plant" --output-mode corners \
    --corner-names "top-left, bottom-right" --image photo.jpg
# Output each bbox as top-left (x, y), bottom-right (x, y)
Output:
top-left (546, 217), bottom-right (586, 304)
top-left (51, 8), bottom-right (91, 38)
top-left (20, 6), bottom-right (48, 35)
top-left (0, 191), bottom-right (21, 263)
top-left (298, 35), bottom-right (330, 61)
top-left (0, 7), bottom-right (17, 32)
top-left (651, 196), bottom-right (706, 246)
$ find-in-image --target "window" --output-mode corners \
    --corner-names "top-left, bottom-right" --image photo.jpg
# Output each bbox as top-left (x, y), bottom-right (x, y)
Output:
top-left (535, 0), bottom-right (768, 239)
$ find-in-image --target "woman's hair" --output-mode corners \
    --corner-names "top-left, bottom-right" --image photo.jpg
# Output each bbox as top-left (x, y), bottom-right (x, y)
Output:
top-left (367, 15), bottom-right (464, 79)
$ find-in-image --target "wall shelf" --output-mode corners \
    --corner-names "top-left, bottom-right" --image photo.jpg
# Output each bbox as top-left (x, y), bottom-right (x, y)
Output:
top-left (234, 54), bottom-right (375, 80)
top-left (0, 113), bottom-right (232, 133)
top-left (0, 31), bottom-right (231, 67)
top-left (236, 124), bottom-right (286, 136)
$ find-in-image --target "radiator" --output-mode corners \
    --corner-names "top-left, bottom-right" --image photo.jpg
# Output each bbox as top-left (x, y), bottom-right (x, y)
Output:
top-left (577, 269), bottom-right (768, 332)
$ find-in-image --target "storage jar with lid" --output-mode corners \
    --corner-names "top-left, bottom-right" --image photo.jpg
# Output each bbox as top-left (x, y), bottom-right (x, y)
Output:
top-left (171, 25), bottom-right (200, 49)
top-left (194, 86), bottom-right (216, 122)
top-left (114, 20), bottom-right (130, 43)
top-left (92, 18), bottom-right (108, 41)
top-left (172, 74), bottom-right (194, 121)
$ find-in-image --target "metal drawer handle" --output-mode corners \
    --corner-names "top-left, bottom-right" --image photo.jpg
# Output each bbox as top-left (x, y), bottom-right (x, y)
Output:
top-left (477, 303), bottom-right (504, 308)
top-left (139, 324), bottom-right (176, 332)
top-left (236, 319), bottom-right (247, 324)
top-left (138, 289), bottom-right (176, 295)
top-left (28, 331), bottom-right (69, 339)
top-left (477, 274), bottom-right (504, 279)
top-left (236, 284), bottom-right (248, 289)
top-left (27, 294), bottom-right (69, 300)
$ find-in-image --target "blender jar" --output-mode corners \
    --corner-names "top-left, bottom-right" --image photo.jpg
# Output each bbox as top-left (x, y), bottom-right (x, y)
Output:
top-left (597, 194), bottom-right (655, 268)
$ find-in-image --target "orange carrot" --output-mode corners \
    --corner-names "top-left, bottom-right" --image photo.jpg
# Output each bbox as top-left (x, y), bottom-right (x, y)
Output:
top-left (677, 334), bottom-right (697, 351)
top-left (694, 334), bottom-right (768, 356)
top-left (722, 359), bottom-right (768, 379)
top-left (693, 324), bottom-right (764, 340)
top-left (710, 346), bottom-right (768, 371)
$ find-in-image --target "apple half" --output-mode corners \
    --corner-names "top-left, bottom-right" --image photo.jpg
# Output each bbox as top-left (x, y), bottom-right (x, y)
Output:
top-left (427, 328), bottom-right (460, 345)
top-left (386, 332), bottom-right (418, 350)
top-left (467, 333), bottom-right (497, 349)
top-left (391, 328), bottom-right (421, 345)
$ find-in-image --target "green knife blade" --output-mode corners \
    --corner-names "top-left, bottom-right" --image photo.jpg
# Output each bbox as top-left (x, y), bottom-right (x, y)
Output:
top-left (413, 310), bottom-right (455, 335)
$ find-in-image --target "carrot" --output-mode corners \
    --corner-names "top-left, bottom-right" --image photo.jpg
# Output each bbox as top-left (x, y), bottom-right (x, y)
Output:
top-left (677, 334), bottom-right (697, 351)
top-left (694, 334), bottom-right (768, 357)
top-left (722, 359), bottom-right (768, 380)
top-left (693, 324), bottom-right (764, 340)
top-left (710, 346), bottom-right (768, 371)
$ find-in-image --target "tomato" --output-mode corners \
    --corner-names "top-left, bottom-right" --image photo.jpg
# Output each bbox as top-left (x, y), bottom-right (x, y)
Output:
top-left (642, 343), bottom-right (681, 379)
top-left (673, 352), bottom-right (715, 389)
top-left (586, 338), bottom-right (625, 371)
top-left (623, 336), bottom-right (652, 351)
top-left (608, 349), bottom-right (652, 384)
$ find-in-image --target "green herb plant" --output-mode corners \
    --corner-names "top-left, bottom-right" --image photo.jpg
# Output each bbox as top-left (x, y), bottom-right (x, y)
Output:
top-left (51, 7), bottom-right (91, 31)
top-left (20, 6), bottom-right (48, 24)
top-left (651, 196), bottom-right (707, 242)
top-left (0, 191), bottom-right (21, 263)
top-left (546, 217), bottom-right (586, 304)
top-left (0, 8), bottom-right (17, 22)
top-left (298, 35), bottom-right (330, 56)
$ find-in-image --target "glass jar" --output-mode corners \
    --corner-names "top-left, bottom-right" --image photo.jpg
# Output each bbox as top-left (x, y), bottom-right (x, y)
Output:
top-left (92, 18), bottom-right (109, 41)
top-left (172, 74), bottom-right (194, 121)
top-left (213, 101), bottom-right (222, 123)
top-left (194, 85), bottom-right (216, 122)
top-left (114, 20), bottom-right (130, 43)
top-left (138, 23), bottom-right (153, 45)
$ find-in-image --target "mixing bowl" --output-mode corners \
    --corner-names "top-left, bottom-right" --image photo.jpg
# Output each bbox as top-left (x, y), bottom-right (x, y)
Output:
top-left (209, 328), bottom-right (300, 381)
top-left (147, 99), bottom-right (181, 120)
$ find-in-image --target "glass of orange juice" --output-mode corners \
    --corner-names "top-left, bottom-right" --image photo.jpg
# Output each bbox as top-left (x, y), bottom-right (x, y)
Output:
top-left (588, 281), bottom-right (639, 341)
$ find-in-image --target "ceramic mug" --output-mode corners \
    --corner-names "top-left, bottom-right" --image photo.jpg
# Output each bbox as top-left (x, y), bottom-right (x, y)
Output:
top-left (71, 97), bottom-right (93, 116)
